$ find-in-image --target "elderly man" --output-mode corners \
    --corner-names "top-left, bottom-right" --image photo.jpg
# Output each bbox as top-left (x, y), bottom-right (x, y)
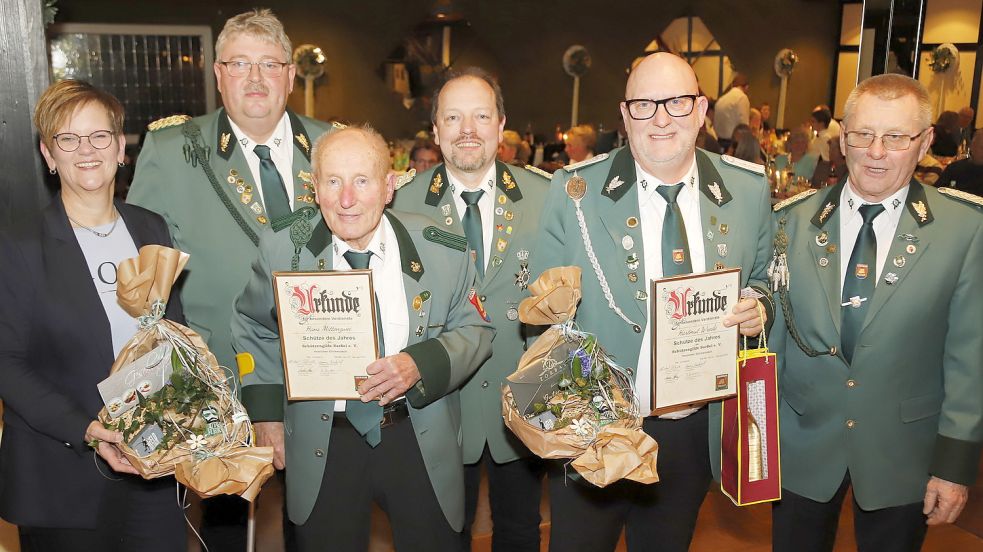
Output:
top-left (234, 126), bottom-right (493, 550)
top-left (771, 73), bottom-right (983, 552)
top-left (392, 67), bottom-right (550, 552)
top-left (498, 129), bottom-right (524, 166)
top-left (713, 72), bottom-right (751, 147)
top-left (127, 9), bottom-right (332, 548)
top-left (565, 124), bottom-right (598, 163)
top-left (534, 52), bottom-right (774, 552)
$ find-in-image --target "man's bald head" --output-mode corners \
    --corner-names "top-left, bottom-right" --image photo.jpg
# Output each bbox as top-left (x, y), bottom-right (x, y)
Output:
top-left (626, 53), bottom-right (700, 101)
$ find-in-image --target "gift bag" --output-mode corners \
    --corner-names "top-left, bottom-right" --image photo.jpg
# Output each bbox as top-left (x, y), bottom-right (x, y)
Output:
top-left (96, 245), bottom-right (274, 501)
top-left (720, 334), bottom-right (781, 506)
top-left (502, 267), bottom-right (659, 487)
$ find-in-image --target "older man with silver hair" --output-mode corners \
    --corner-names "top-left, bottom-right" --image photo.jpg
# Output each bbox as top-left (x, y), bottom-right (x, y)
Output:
top-left (772, 73), bottom-right (983, 552)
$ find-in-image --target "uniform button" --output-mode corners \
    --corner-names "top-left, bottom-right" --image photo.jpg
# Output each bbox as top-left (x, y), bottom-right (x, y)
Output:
top-left (64, 442), bottom-right (73, 449)
top-left (481, 381), bottom-right (489, 388)
top-left (829, 346), bottom-right (837, 356)
top-left (480, 295), bottom-right (487, 302)
top-left (321, 413), bottom-right (330, 421)
top-left (846, 419), bottom-right (856, 429)
top-left (846, 379), bottom-right (856, 388)
top-left (314, 448), bottom-right (325, 457)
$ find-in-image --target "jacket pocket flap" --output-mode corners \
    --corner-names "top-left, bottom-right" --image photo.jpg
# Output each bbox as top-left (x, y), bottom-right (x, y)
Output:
top-left (900, 393), bottom-right (943, 423)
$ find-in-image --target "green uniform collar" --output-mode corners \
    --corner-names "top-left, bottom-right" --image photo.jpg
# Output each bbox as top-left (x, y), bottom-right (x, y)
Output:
top-left (810, 180), bottom-right (847, 229)
top-left (424, 162), bottom-right (523, 206)
top-left (215, 108), bottom-right (312, 162)
top-left (903, 179), bottom-right (934, 226)
top-left (600, 147), bottom-right (637, 202)
top-left (303, 211), bottom-right (425, 281)
top-left (695, 149), bottom-right (734, 206)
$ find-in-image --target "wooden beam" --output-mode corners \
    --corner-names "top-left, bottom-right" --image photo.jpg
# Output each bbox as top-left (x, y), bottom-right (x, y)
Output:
top-left (0, 0), bottom-right (51, 228)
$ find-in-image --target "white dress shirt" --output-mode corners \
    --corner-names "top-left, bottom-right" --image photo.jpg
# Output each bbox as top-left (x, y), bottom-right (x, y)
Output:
top-left (635, 158), bottom-right (706, 418)
top-left (331, 217), bottom-right (410, 411)
top-left (447, 164), bottom-right (497, 272)
top-left (838, 182), bottom-right (908, 289)
top-left (227, 112), bottom-right (296, 211)
top-left (713, 87), bottom-right (750, 141)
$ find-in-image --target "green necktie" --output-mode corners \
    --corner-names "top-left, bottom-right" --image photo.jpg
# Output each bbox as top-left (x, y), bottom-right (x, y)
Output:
top-left (840, 203), bottom-right (884, 364)
top-left (461, 190), bottom-right (485, 277)
top-left (254, 144), bottom-right (292, 222)
top-left (656, 183), bottom-right (693, 277)
top-left (342, 250), bottom-right (383, 446)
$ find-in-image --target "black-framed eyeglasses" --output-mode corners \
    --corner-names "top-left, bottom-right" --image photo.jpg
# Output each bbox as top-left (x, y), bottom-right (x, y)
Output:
top-left (218, 60), bottom-right (290, 77)
top-left (623, 95), bottom-right (699, 120)
top-left (52, 130), bottom-right (115, 152)
top-left (844, 128), bottom-right (929, 151)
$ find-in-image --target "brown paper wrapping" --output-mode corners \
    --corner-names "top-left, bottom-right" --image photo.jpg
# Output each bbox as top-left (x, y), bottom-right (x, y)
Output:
top-left (503, 267), bottom-right (659, 487)
top-left (97, 245), bottom-right (274, 501)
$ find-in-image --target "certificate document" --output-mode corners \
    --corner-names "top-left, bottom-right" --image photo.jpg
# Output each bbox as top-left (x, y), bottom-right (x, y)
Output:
top-left (650, 268), bottom-right (740, 414)
top-left (272, 271), bottom-right (379, 400)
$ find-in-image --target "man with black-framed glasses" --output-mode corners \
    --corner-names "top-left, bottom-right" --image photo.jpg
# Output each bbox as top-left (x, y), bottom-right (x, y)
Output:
top-left (533, 52), bottom-right (774, 552)
top-left (127, 8), bottom-right (333, 550)
top-left (771, 73), bottom-right (983, 552)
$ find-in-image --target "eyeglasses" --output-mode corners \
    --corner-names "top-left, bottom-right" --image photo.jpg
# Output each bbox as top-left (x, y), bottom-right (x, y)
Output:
top-left (623, 95), bottom-right (699, 120)
top-left (218, 60), bottom-right (290, 77)
top-left (52, 130), bottom-right (115, 152)
top-left (844, 129), bottom-right (929, 151)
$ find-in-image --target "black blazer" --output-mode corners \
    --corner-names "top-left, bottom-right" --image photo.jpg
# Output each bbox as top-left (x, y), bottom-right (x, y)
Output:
top-left (0, 195), bottom-right (183, 528)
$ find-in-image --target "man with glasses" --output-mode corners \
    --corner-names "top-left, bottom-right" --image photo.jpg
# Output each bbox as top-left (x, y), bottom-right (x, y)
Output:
top-left (127, 8), bottom-right (332, 550)
top-left (771, 73), bottom-right (983, 551)
top-left (533, 52), bottom-right (774, 552)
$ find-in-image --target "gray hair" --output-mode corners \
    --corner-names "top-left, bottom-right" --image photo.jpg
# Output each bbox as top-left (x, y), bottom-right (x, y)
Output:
top-left (843, 73), bottom-right (932, 129)
top-left (215, 9), bottom-right (292, 62)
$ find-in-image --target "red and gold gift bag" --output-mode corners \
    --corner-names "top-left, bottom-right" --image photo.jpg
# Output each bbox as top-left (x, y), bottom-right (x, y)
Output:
top-left (720, 347), bottom-right (781, 506)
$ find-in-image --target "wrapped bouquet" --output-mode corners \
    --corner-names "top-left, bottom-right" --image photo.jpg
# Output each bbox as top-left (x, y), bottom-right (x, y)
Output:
top-left (96, 245), bottom-right (274, 500)
top-left (502, 267), bottom-right (658, 487)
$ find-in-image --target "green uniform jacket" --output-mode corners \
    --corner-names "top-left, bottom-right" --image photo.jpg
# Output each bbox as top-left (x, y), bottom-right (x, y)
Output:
top-left (771, 180), bottom-right (983, 509)
top-left (232, 209), bottom-right (494, 528)
top-left (128, 108), bottom-right (332, 374)
top-left (392, 162), bottom-right (550, 464)
top-left (534, 147), bottom-right (775, 479)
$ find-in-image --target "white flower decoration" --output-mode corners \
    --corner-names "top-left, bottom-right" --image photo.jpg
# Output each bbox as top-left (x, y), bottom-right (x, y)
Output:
top-left (570, 418), bottom-right (595, 438)
top-left (186, 434), bottom-right (207, 450)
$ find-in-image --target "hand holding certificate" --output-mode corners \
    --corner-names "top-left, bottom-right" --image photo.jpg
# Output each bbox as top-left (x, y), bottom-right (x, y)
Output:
top-left (649, 268), bottom-right (740, 415)
top-left (273, 271), bottom-right (380, 400)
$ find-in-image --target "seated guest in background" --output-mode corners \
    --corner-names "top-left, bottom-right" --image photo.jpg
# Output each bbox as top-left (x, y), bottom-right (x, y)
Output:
top-left (914, 151), bottom-right (944, 186)
top-left (517, 138), bottom-right (532, 165)
top-left (957, 106), bottom-right (975, 143)
top-left (816, 103), bottom-right (841, 138)
top-left (775, 128), bottom-right (819, 180)
top-left (409, 140), bottom-right (441, 173)
top-left (0, 80), bottom-right (185, 551)
top-left (931, 110), bottom-right (960, 157)
top-left (749, 107), bottom-right (763, 138)
top-left (730, 124), bottom-right (765, 164)
top-left (714, 72), bottom-right (751, 149)
top-left (938, 130), bottom-right (983, 196)
top-left (808, 106), bottom-right (834, 161)
top-left (498, 129), bottom-right (524, 166)
top-left (760, 102), bottom-right (773, 131)
top-left (811, 135), bottom-right (848, 187)
top-left (234, 126), bottom-right (493, 551)
top-left (772, 72), bottom-right (982, 552)
top-left (564, 124), bottom-right (597, 163)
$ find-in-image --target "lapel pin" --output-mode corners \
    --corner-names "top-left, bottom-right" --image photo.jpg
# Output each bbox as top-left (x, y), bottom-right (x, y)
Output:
top-left (714, 261), bottom-right (725, 270)
top-left (826, 244), bottom-right (837, 254)
top-left (606, 175), bottom-right (625, 193)
top-left (491, 255), bottom-right (503, 267)
top-left (495, 207), bottom-right (504, 216)
top-left (706, 230), bottom-right (714, 241)
top-left (719, 223), bottom-right (729, 235)
top-left (672, 249), bottom-right (685, 264)
top-left (504, 210), bottom-right (514, 221)
top-left (717, 243), bottom-right (728, 257)
top-left (410, 261), bottom-right (422, 273)
top-left (893, 255), bottom-right (906, 268)
top-left (635, 290), bottom-right (648, 301)
top-left (884, 272), bottom-right (899, 285)
top-left (415, 325), bottom-right (424, 337)
top-left (626, 216), bottom-right (638, 228)
top-left (497, 238), bottom-right (508, 252)
top-left (818, 257), bottom-right (829, 267)
top-left (622, 235), bottom-right (634, 250)
top-left (855, 263), bottom-right (869, 279)
top-left (498, 194), bottom-right (507, 205)
top-left (444, 216), bottom-right (453, 226)
top-left (905, 244), bottom-right (916, 254)
top-left (816, 231), bottom-right (829, 247)
top-left (627, 272), bottom-right (638, 283)
top-left (441, 203), bottom-right (452, 216)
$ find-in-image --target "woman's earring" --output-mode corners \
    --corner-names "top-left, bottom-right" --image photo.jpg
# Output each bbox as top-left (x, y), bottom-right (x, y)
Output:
top-left (49, 167), bottom-right (57, 175)
top-left (118, 162), bottom-right (125, 167)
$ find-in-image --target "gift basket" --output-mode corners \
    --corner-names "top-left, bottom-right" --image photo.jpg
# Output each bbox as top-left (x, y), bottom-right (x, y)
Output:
top-left (502, 267), bottom-right (659, 487)
top-left (96, 245), bottom-right (274, 500)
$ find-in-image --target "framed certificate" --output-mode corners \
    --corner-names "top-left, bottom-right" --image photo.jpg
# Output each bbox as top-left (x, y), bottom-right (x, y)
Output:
top-left (272, 271), bottom-right (379, 400)
top-left (649, 268), bottom-right (740, 415)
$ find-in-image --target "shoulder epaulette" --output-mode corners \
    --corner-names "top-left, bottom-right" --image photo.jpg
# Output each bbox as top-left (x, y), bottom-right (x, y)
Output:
top-left (721, 154), bottom-right (765, 175)
top-left (773, 188), bottom-right (818, 212)
top-left (147, 114), bottom-right (191, 132)
top-left (331, 121), bottom-right (347, 130)
top-left (524, 165), bottom-right (553, 180)
top-left (395, 168), bottom-right (416, 190)
top-left (563, 152), bottom-right (609, 172)
top-left (423, 225), bottom-right (467, 252)
top-left (938, 187), bottom-right (983, 208)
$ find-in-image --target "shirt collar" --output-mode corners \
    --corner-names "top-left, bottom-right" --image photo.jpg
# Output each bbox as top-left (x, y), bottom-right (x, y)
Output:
top-left (841, 179), bottom-right (908, 226)
top-left (332, 216), bottom-right (390, 264)
top-left (635, 157), bottom-right (698, 205)
top-left (447, 163), bottom-right (496, 198)
top-left (227, 112), bottom-right (292, 155)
